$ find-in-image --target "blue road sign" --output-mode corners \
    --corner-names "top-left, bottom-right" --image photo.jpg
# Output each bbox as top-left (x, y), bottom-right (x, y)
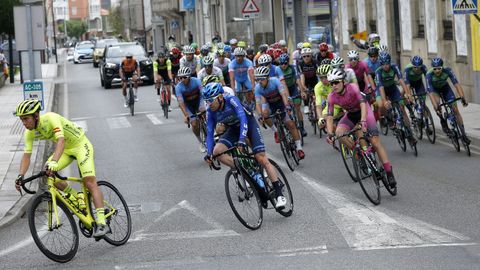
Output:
top-left (452, 0), bottom-right (478, 14)
top-left (23, 81), bottom-right (44, 110)
top-left (184, 0), bottom-right (195, 10)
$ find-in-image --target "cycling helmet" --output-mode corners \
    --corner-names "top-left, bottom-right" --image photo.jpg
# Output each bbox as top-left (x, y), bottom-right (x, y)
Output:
top-left (431, 57), bottom-right (444, 67)
top-left (367, 46), bottom-right (379, 57)
top-left (327, 68), bottom-right (345, 82)
top-left (237, 41), bottom-right (247, 48)
top-left (411, 55), bottom-right (423, 67)
top-left (229, 38), bottom-right (238, 45)
top-left (302, 42), bottom-right (312, 48)
top-left (183, 45), bottom-right (195, 54)
top-left (278, 39), bottom-right (287, 46)
top-left (270, 42), bottom-right (281, 49)
top-left (319, 42), bottom-right (329, 51)
top-left (266, 48), bottom-right (275, 58)
top-left (278, 53), bottom-right (290, 64)
top-left (378, 44), bottom-right (388, 53)
top-left (379, 52), bottom-right (391, 65)
top-left (216, 49), bottom-right (225, 56)
top-left (15, 99), bottom-right (41, 116)
top-left (224, 45), bottom-right (232, 53)
top-left (157, 51), bottom-right (166, 58)
top-left (296, 42), bottom-right (304, 49)
top-left (258, 54), bottom-right (272, 65)
top-left (317, 64), bottom-right (333, 76)
top-left (233, 47), bottom-right (246, 56)
top-left (301, 47), bottom-right (313, 56)
top-left (202, 55), bottom-right (214, 66)
top-left (216, 42), bottom-right (225, 50)
top-left (171, 47), bottom-right (180, 54)
top-left (259, 44), bottom-right (269, 53)
top-left (190, 42), bottom-right (198, 49)
top-left (202, 82), bottom-right (224, 100)
top-left (201, 44), bottom-right (209, 52)
top-left (254, 66), bottom-right (270, 78)
top-left (347, 50), bottom-right (359, 59)
top-left (205, 42), bottom-right (212, 50)
top-left (168, 35), bottom-right (176, 41)
top-left (320, 58), bottom-right (332, 65)
top-left (202, 75), bottom-right (220, 86)
top-left (331, 57), bottom-right (345, 68)
top-left (126, 52), bottom-right (133, 58)
top-left (246, 47), bottom-right (255, 55)
top-left (368, 33), bottom-right (380, 43)
top-left (177, 66), bottom-right (192, 77)
top-left (273, 48), bottom-right (283, 59)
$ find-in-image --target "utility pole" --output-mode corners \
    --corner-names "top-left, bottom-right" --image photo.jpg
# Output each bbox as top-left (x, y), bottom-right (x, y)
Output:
top-left (51, 0), bottom-right (58, 63)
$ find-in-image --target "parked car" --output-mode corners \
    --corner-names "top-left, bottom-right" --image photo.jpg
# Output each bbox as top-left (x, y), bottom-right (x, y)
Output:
top-left (99, 42), bottom-right (154, 89)
top-left (73, 43), bottom-right (94, 64)
top-left (305, 26), bottom-right (329, 45)
top-left (93, 39), bottom-right (118, 68)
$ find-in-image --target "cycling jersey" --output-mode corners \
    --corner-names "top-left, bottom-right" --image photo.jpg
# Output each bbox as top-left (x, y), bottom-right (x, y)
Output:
top-left (175, 77), bottom-right (203, 107)
top-left (229, 58), bottom-right (254, 92)
top-left (205, 95), bottom-right (265, 154)
top-left (297, 60), bottom-right (318, 89)
top-left (120, 58), bottom-right (139, 73)
top-left (214, 58), bottom-right (231, 74)
top-left (268, 64), bottom-right (285, 81)
top-left (153, 59), bottom-right (172, 73)
top-left (314, 81), bottom-right (342, 116)
top-left (404, 64), bottom-right (427, 84)
top-left (197, 66), bottom-right (224, 83)
top-left (169, 53), bottom-right (182, 74)
top-left (364, 57), bottom-right (382, 79)
top-left (180, 55), bottom-right (200, 75)
top-left (346, 61), bottom-right (369, 83)
top-left (344, 68), bottom-right (358, 85)
top-left (254, 77), bottom-right (285, 105)
top-left (314, 51), bottom-right (334, 64)
top-left (375, 64), bottom-right (402, 88)
top-left (279, 65), bottom-right (299, 88)
top-left (291, 50), bottom-right (301, 66)
top-left (426, 67), bottom-right (458, 92)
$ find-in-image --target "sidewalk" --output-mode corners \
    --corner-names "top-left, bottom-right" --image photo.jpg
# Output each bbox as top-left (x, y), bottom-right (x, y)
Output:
top-left (0, 62), bottom-right (58, 228)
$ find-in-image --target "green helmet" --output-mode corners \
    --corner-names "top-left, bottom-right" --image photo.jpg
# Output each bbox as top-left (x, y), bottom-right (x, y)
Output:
top-left (317, 64), bottom-right (332, 76)
top-left (15, 99), bottom-right (41, 116)
top-left (202, 75), bottom-right (220, 86)
top-left (190, 42), bottom-right (198, 49)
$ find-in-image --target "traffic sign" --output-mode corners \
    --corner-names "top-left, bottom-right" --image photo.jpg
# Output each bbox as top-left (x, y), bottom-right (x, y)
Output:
top-left (23, 81), bottom-right (44, 111)
top-left (171, 20), bottom-right (179, 29)
top-left (452, 0), bottom-right (478, 14)
top-left (242, 0), bottom-right (260, 14)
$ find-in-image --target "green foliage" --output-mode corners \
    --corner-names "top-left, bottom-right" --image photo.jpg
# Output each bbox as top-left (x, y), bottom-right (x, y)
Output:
top-left (0, 0), bottom-right (21, 35)
top-left (65, 20), bottom-right (87, 39)
top-left (108, 6), bottom-right (124, 37)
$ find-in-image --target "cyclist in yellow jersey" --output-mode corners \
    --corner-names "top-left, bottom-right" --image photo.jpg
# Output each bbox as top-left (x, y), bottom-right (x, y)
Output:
top-left (14, 99), bottom-right (110, 237)
top-left (153, 51), bottom-right (173, 104)
top-left (315, 64), bottom-right (343, 130)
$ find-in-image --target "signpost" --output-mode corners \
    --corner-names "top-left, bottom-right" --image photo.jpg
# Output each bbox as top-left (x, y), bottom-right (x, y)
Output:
top-left (452, 0), bottom-right (478, 14)
top-left (23, 81), bottom-right (44, 111)
top-left (242, 0), bottom-right (260, 19)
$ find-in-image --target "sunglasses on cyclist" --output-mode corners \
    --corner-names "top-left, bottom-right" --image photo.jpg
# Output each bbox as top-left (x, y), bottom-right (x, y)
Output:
top-left (179, 76), bottom-right (189, 80)
top-left (413, 65), bottom-right (421, 69)
top-left (280, 62), bottom-right (289, 65)
top-left (204, 64), bottom-right (213, 68)
top-left (205, 95), bottom-right (221, 104)
top-left (330, 80), bottom-right (342, 85)
top-left (320, 50), bottom-right (328, 53)
top-left (302, 55), bottom-right (311, 58)
top-left (349, 57), bottom-right (359, 61)
top-left (319, 76), bottom-right (328, 80)
top-left (433, 67), bottom-right (443, 71)
top-left (255, 77), bottom-right (267, 82)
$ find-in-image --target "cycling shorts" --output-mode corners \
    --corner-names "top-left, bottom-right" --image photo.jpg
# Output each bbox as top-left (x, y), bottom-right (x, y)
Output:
top-left (47, 136), bottom-right (96, 177)
top-left (288, 85), bottom-right (300, 100)
top-left (157, 72), bottom-right (172, 85)
top-left (185, 99), bottom-right (206, 123)
top-left (262, 102), bottom-right (290, 123)
top-left (219, 114), bottom-right (266, 154)
top-left (337, 107), bottom-right (379, 136)
top-left (377, 85), bottom-right (402, 102)
top-left (122, 72), bottom-right (136, 82)
top-left (235, 80), bottom-right (252, 92)
top-left (429, 85), bottom-right (455, 102)
top-left (410, 80), bottom-right (426, 95)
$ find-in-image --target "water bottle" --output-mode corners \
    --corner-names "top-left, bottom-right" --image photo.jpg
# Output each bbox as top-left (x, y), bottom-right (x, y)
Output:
top-left (448, 114), bottom-right (455, 126)
top-left (77, 192), bottom-right (86, 211)
top-left (396, 115), bottom-right (402, 127)
top-left (249, 171), bottom-right (265, 190)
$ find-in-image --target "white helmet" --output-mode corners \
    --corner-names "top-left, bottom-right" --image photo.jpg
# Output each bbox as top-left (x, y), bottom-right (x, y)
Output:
top-left (183, 45), bottom-right (195, 54)
top-left (177, 66), bottom-right (192, 77)
top-left (331, 56), bottom-right (345, 68)
top-left (254, 66), bottom-right (270, 78)
top-left (347, 50), bottom-right (359, 59)
top-left (258, 54), bottom-right (272, 65)
top-left (230, 38), bottom-right (238, 45)
top-left (301, 47), bottom-right (312, 56)
top-left (378, 44), bottom-right (388, 53)
top-left (278, 39), bottom-right (287, 46)
top-left (327, 68), bottom-right (345, 82)
top-left (233, 47), bottom-right (246, 56)
top-left (202, 55), bottom-right (214, 65)
top-left (368, 33), bottom-right (380, 43)
top-left (296, 42), bottom-right (304, 49)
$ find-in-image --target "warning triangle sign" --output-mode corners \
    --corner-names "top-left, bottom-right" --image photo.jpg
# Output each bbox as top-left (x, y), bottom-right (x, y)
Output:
top-left (453, 0), bottom-right (477, 13)
top-left (242, 0), bottom-right (260, 13)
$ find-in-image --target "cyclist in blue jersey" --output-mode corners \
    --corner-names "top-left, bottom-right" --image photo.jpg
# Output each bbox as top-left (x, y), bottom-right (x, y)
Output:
top-left (426, 57), bottom-right (470, 143)
top-left (202, 83), bottom-right (287, 209)
top-left (404, 56), bottom-right (429, 120)
top-left (257, 54), bottom-right (285, 80)
top-left (376, 52), bottom-right (416, 145)
top-left (175, 66), bottom-right (207, 152)
top-left (228, 47), bottom-right (256, 109)
top-left (254, 66), bottom-right (305, 159)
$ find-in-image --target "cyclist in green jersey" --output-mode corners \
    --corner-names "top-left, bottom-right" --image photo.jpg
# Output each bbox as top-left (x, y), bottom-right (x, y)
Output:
top-left (14, 100), bottom-right (110, 237)
top-left (314, 64), bottom-right (343, 130)
top-left (153, 51), bottom-right (173, 104)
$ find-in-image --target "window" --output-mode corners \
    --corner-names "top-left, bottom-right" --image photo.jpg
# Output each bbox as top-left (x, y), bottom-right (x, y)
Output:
top-left (412, 0), bottom-right (425, 38)
top-left (443, 0), bottom-right (454, 40)
top-left (365, 0), bottom-right (377, 33)
top-left (72, 7), bottom-right (77, 16)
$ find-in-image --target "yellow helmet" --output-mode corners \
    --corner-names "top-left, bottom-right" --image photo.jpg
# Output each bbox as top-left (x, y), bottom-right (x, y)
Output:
top-left (15, 99), bottom-right (41, 116)
top-left (302, 42), bottom-right (312, 49)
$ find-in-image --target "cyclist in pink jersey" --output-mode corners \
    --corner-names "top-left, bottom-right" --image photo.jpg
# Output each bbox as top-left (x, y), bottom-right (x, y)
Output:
top-left (345, 50), bottom-right (374, 95)
top-left (325, 69), bottom-right (396, 188)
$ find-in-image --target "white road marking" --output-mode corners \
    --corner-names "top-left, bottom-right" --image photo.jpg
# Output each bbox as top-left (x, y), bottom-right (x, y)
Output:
top-left (0, 226), bottom-right (46, 257)
top-left (146, 114), bottom-right (163, 125)
top-left (272, 158), bottom-right (475, 250)
top-left (74, 120), bottom-right (88, 132)
top-left (106, 117), bottom-right (131, 129)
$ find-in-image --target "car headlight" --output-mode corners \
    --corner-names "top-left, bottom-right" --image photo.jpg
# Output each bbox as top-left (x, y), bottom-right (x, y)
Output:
top-left (105, 63), bottom-right (117, 68)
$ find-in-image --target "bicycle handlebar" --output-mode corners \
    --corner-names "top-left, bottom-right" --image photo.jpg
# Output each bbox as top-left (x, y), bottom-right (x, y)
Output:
top-left (20, 171), bottom-right (67, 194)
top-left (438, 97), bottom-right (463, 108)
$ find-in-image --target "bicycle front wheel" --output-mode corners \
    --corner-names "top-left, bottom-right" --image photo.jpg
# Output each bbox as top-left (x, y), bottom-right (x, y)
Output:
top-left (93, 181), bottom-right (132, 246)
top-left (28, 193), bottom-right (79, 263)
top-left (395, 129), bottom-right (407, 152)
top-left (353, 151), bottom-right (381, 205)
top-left (278, 126), bottom-right (297, 171)
top-left (128, 87), bottom-right (135, 116)
top-left (225, 169), bottom-right (263, 230)
top-left (423, 107), bottom-right (436, 144)
top-left (340, 143), bottom-right (358, 182)
top-left (266, 158), bottom-right (293, 217)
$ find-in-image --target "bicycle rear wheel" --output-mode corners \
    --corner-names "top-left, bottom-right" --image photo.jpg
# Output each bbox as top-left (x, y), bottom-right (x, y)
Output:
top-left (353, 150), bottom-right (381, 205)
top-left (92, 181), bottom-right (132, 246)
top-left (450, 129), bottom-right (460, 152)
top-left (128, 86), bottom-right (135, 116)
top-left (28, 193), bottom-right (79, 263)
top-left (380, 116), bottom-right (389, 135)
top-left (265, 158), bottom-right (293, 217)
top-left (411, 113), bottom-right (423, 140)
top-left (395, 129), bottom-right (407, 152)
top-left (161, 89), bottom-right (169, 119)
top-left (278, 124), bottom-right (297, 171)
top-left (225, 169), bottom-right (263, 230)
top-left (423, 107), bottom-right (436, 144)
top-left (340, 143), bottom-right (358, 182)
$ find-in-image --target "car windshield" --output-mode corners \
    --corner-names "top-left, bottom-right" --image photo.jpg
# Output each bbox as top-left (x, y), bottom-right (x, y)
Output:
top-left (96, 39), bottom-right (117, 48)
top-left (106, 45), bottom-right (145, 58)
top-left (77, 44), bottom-right (93, 50)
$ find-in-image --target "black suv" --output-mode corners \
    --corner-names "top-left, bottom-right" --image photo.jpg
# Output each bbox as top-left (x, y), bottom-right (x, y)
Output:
top-left (99, 42), bottom-right (154, 89)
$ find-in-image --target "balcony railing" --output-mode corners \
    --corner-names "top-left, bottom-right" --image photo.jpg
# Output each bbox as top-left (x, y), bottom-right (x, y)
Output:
top-left (152, 0), bottom-right (179, 13)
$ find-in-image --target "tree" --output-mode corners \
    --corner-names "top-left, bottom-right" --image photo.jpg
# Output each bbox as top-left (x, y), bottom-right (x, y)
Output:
top-left (0, 0), bottom-right (21, 35)
top-left (108, 6), bottom-right (124, 37)
top-left (65, 20), bottom-right (87, 39)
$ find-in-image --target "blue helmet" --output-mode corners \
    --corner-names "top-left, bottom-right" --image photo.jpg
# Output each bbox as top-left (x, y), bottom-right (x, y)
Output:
top-left (224, 45), bottom-right (232, 53)
top-left (379, 52), bottom-right (391, 65)
top-left (278, 53), bottom-right (289, 64)
top-left (411, 55), bottom-right (423, 66)
top-left (202, 82), bottom-right (224, 100)
top-left (431, 57), bottom-right (444, 68)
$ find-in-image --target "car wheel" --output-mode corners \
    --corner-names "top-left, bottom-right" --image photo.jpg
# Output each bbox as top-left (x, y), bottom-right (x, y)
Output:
top-left (104, 79), bottom-right (111, 89)
top-left (93, 61), bottom-right (98, 68)
top-left (100, 75), bottom-right (104, 86)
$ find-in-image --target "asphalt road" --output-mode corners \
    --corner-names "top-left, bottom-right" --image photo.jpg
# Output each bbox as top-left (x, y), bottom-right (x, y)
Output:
top-left (0, 59), bottom-right (479, 269)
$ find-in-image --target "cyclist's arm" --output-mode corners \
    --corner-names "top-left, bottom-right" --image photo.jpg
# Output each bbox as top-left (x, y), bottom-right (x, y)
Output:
top-left (254, 87), bottom-right (263, 116)
top-left (393, 65), bottom-right (409, 95)
top-left (205, 111), bottom-right (217, 155)
top-left (314, 84), bottom-right (324, 118)
top-left (136, 61), bottom-right (140, 76)
top-left (49, 115), bottom-right (66, 162)
top-left (300, 73), bottom-right (306, 93)
top-left (230, 97), bottom-right (248, 143)
top-left (51, 137), bottom-right (65, 163)
top-left (279, 83), bottom-right (289, 107)
top-left (19, 153), bottom-right (32, 176)
top-left (445, 68), bottom-right (465, 98)
top-left (326, 95), bottom-right (335, 134)
top-left (248, 67), bottom-right (255, 90)
top-left (167, 60), bottom-right (173, 80)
